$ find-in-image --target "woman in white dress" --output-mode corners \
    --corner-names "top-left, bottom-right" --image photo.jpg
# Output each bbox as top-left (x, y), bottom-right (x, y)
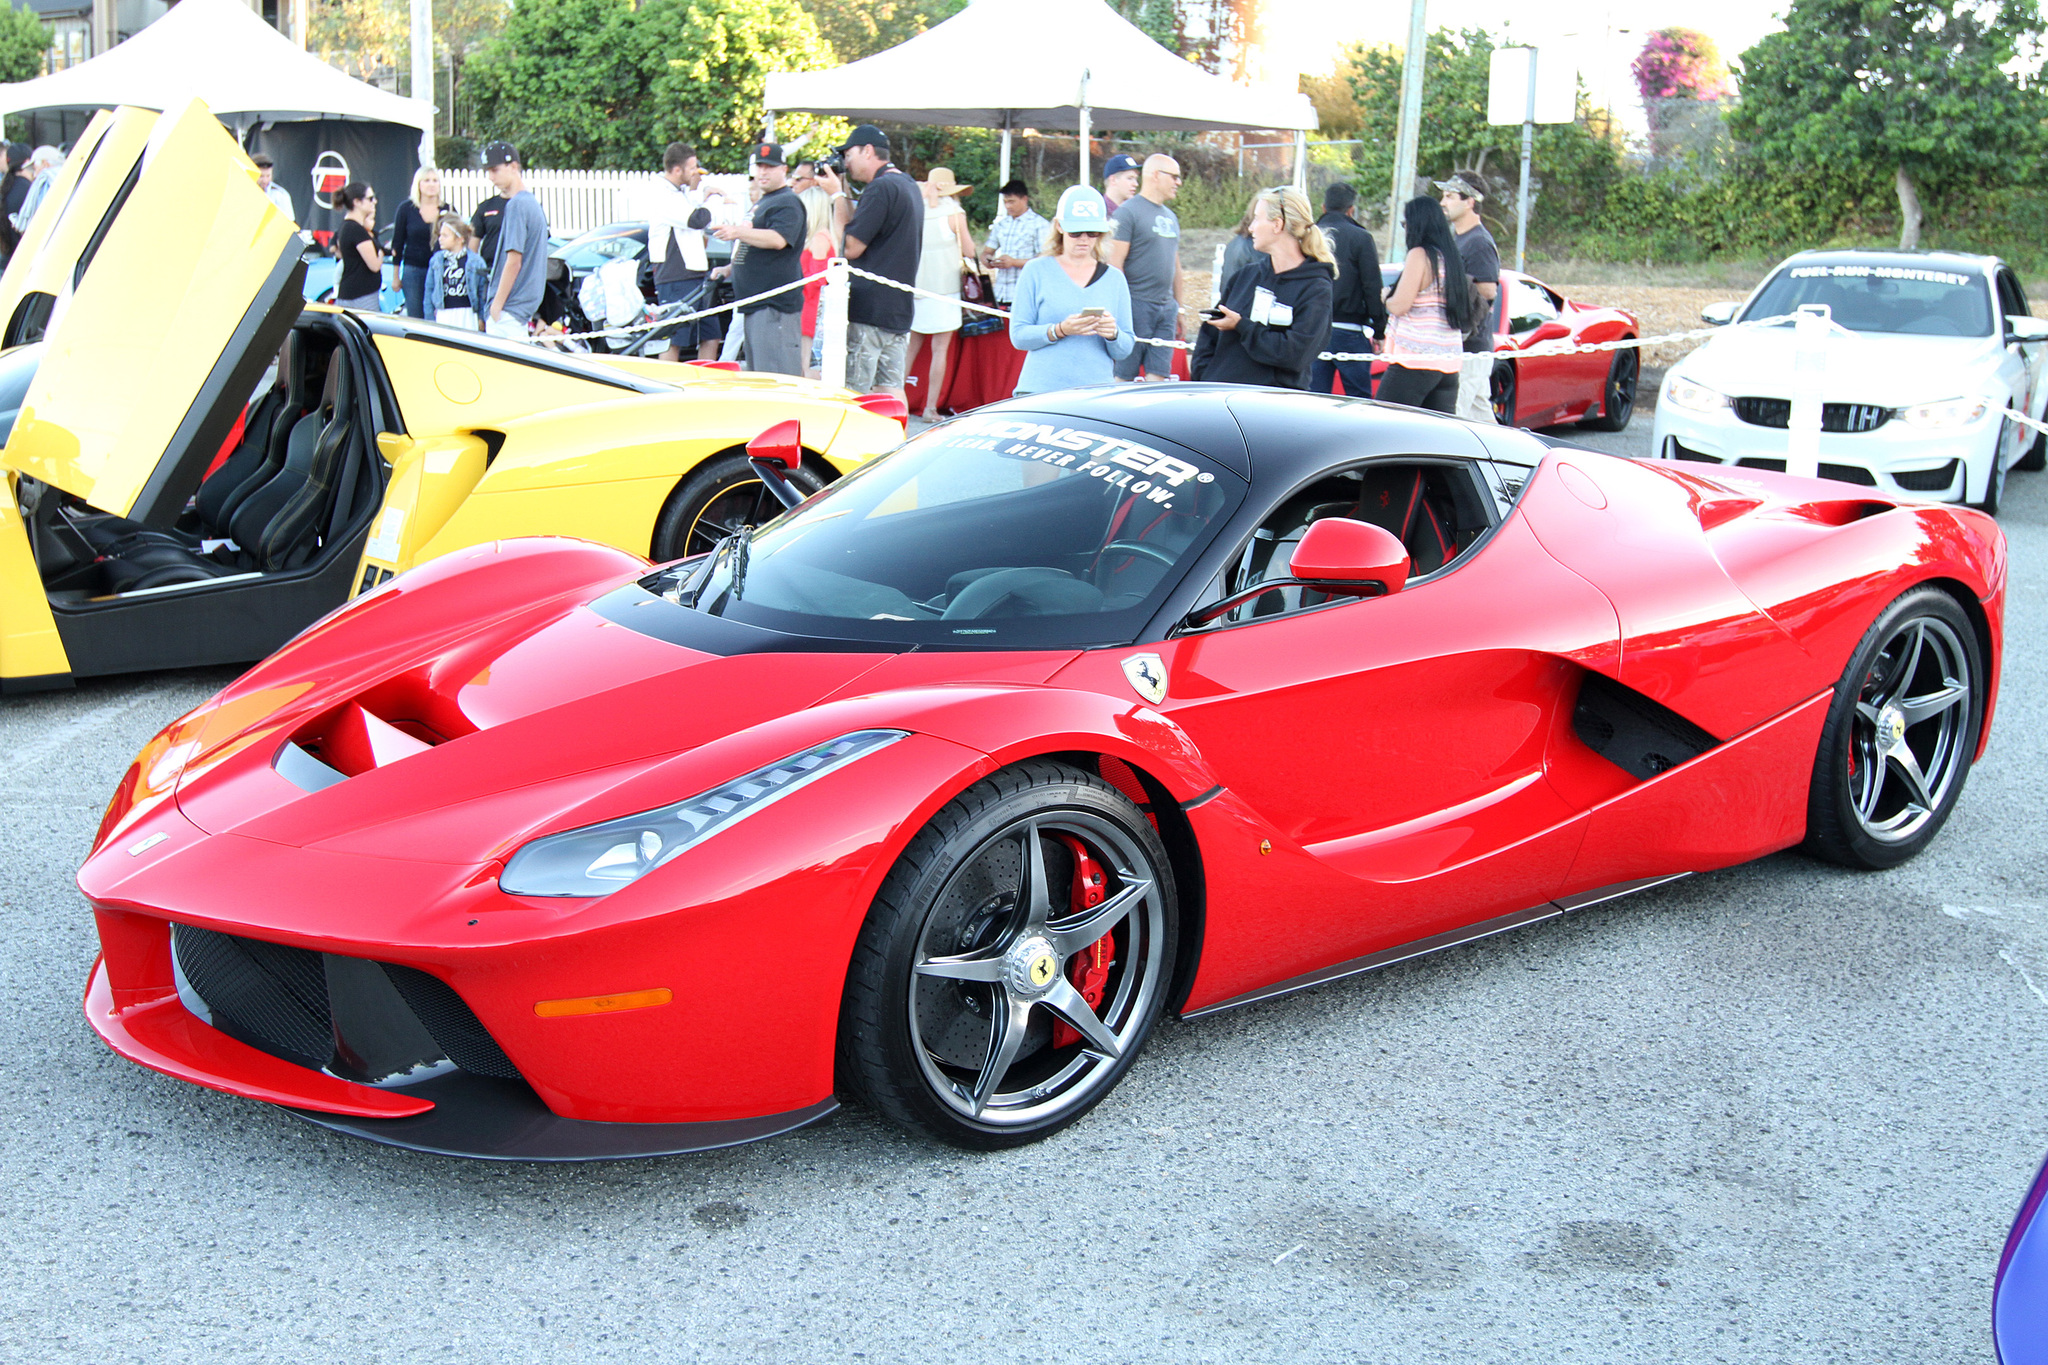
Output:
top-left (906, 167), bottom-right (979, 420)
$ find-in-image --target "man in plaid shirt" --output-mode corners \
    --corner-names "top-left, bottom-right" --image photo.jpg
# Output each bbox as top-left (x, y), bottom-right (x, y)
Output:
top-left (980, 180), bottom-right (1051, 305)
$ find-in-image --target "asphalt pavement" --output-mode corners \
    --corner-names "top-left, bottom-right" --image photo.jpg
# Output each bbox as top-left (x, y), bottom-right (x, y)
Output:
top-left (3, 415), bottom-right (2043, 1363)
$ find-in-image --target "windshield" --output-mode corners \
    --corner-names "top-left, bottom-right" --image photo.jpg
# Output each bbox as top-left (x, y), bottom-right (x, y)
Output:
top-left (642, 412), bottom-right (1244, 649)
top-left (1743, 261), bottom-right (1992, 337)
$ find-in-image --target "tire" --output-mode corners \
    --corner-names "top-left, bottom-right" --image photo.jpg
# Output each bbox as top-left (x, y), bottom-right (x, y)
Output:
top-left (649, 451), bottom-right (828, 561)
top-left (2019, 422), bottom-right (2047, 472)
top-left (1972, 428), bottom-right (2007, 515)
top-left (837, 759), bottom-right (1178, 1150)
top-left (1577, 346), bottom-right (1638, 432)
top-left (1490, 362), bottom-right (1517, 426)
top-left (1803, 586), bottom-right (1984, 870)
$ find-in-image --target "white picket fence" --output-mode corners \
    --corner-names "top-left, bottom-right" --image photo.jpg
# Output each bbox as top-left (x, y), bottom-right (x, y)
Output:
top-left (438, 168), bottom-right (753, 238)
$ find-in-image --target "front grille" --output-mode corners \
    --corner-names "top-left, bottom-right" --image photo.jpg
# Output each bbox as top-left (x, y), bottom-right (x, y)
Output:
top-left (1733, 457), bottom-right (1879, 486)
top-left (171, 924), bottom-right (520, 1081)
top-left (1893, 461), bottom-right (1960, 492)
top-left (1733, 397), bottom-right (1892, 433)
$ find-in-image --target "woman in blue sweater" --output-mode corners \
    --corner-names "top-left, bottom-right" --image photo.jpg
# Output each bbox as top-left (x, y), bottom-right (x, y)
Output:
top-left (1008, 186), bottom-right (1134, 395)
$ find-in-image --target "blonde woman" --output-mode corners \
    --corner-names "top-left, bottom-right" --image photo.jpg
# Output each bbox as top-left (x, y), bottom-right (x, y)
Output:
top-left (1007, 186), bottom-right (1132, 396)
top-left (797, 184), bottom-right (835, 379)
top-left (906, 168), bottom-right (980, 419)
top-left (392, 167), bottom-right (443, 318)
top-left (1191, 186), bottom-right (1335, 390)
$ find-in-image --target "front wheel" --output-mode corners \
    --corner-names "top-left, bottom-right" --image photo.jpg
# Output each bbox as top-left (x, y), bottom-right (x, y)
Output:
top-left (1804, 587), bottom-right (1983, 870)
top-left (1972, 430), bottom-right (2007, 515)
top-left (1577, 347), bottom-right (1637, 431)
top-left (649, 451), bottom-right (828, 561)
top-left (838, 760), bottom-right (1178, 1149)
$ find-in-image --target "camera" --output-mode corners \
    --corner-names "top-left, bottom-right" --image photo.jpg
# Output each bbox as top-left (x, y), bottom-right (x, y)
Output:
top-left (816, 152), bottom-right (845, 176)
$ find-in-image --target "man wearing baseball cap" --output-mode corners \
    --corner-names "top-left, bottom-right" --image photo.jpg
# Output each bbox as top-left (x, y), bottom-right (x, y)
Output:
top-left (713, 142), bottom-right (808, 376)
top-left (815, 124), bottom-right (922, 400)
top-left (481, 141), bottom-right (550, 341)
top-left (1101, 153), bottom-right (1141, 215)
top-left (1436, 170), bottom-right (1500, 423)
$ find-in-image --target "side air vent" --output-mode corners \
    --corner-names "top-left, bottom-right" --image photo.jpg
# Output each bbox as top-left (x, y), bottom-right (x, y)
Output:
top-left (1572, 672), bottom-right (1719, 781)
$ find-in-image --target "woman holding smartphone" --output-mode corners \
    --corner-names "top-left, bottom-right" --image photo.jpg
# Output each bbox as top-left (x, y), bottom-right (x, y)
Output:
top-left (1008, 185), bottom-right (1134, 396)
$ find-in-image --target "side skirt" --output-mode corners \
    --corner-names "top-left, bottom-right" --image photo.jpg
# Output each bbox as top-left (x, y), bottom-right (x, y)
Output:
top-left (1180, 872), bottom-right (1690, 1020)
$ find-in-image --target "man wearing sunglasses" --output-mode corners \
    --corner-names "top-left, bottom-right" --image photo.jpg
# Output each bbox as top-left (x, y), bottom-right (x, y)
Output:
top-left (1105, 154), bottom-right (1184, 381)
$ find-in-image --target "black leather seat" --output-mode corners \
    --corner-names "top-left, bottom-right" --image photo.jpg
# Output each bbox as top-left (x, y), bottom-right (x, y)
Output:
top-left (99, 357), bottom-right (358, 593)
top-left (74, 333), bottom-right (312, 555)
top-left (1352, 466), bottom-right (1456, 575)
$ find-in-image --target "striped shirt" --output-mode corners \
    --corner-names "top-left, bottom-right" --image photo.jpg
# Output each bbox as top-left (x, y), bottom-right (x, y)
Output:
top-left (1385, 251), bottom-right (1463, 373)
top-left (984, 207), bottom-right (1050, 302)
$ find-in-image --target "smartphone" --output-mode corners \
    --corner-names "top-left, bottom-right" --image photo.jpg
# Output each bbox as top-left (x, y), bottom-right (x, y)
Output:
top-left (1079, 307), bottom-right (1107, 317)
top-left (1199, 307), bottom-right (1225, 320)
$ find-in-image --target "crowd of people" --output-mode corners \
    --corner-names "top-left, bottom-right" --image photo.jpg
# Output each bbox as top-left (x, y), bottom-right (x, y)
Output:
top-left (0, 118), bottom-right (1503, 422)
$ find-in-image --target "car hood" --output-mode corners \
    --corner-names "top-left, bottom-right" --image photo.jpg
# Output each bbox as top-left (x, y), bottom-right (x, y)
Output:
top-left (1, 98), bottom-right (302, 526)
top-left (1679, 325), bottom-right (2006, 404)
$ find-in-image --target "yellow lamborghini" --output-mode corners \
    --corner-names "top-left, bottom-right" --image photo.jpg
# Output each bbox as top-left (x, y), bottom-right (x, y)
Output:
top-left (0, 100), bottom-right (905, 692)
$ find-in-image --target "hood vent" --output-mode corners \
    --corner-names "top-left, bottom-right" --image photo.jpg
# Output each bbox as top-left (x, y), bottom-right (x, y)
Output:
top-left (275, 700), bottom-right (452, 791)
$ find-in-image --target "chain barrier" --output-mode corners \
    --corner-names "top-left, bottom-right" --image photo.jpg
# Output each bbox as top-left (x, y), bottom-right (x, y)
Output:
top-left (534, 269), bottom-right (827, 344)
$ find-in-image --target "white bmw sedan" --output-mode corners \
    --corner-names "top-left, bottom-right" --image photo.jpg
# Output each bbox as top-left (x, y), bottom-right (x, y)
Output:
top-left (1652, 249), bottom-right (2048, 514)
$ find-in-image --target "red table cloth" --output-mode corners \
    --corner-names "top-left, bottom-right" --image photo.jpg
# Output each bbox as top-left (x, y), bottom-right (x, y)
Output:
top-left (906, 327), bottom-right (1191, 415)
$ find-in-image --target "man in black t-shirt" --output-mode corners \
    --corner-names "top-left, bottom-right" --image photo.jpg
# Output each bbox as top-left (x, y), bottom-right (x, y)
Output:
top-left (715, 143), bottom-right (809, 376)
top-left (471, 193), bottom-right (505, 269)
top-left (1437, 171), bottom-right (1501, 423)
top-left (816, 124), bottom-right (921, 400)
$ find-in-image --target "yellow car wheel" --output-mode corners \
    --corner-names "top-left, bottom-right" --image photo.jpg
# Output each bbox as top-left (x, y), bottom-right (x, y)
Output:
top-left (650, 450), bottom-right (830, 562)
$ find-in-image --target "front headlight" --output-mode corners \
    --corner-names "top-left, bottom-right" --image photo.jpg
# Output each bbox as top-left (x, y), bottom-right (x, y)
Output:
top-left (499, 729), bottom-right (909, 898)
top-left (1897, 396), bottom-right (1990, 429)
top-left (1665, 375), bottom-right (1730, 413)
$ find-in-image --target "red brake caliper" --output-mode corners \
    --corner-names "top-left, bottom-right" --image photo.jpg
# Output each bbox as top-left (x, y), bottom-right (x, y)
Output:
top-left (1050, 834), bottom-right (1114, 1049)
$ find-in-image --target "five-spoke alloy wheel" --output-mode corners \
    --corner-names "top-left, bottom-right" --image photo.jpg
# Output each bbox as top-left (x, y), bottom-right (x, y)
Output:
top-left (1806, 587), bottom-right (1984, 869)
top-left (839, 761), bottom-right (1177, 1148)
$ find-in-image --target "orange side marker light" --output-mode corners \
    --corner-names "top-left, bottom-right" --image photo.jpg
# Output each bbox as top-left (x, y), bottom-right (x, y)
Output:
top-left (534, 987), bottom-right (674, 1018)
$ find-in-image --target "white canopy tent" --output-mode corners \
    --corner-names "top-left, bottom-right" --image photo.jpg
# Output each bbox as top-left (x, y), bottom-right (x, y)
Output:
top-left (0, 0), bottom-right (434, 146)
top-left (763, 0), bottom-right (1319, 187)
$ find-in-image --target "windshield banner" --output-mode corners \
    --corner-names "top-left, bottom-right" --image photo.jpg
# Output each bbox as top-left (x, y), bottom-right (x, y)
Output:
top-left (936, 415), bottom-right (1220, 508)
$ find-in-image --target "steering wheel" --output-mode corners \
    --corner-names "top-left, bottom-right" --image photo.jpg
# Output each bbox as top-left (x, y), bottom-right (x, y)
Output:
top-left (1093, 539), bottom-right (1176, 590)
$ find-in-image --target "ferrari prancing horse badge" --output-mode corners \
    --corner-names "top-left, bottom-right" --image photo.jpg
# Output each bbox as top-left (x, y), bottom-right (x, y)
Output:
top-left (1122, 652), bottom-right (1168, 704)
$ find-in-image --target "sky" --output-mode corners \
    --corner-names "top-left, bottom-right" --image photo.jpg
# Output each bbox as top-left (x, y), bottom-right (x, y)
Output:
top-left (1264, 0), bottom-right (1794, 134)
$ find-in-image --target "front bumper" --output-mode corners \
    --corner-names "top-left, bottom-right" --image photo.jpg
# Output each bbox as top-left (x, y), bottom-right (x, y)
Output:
top-left (1651, 397), bottom-right (1992, 502)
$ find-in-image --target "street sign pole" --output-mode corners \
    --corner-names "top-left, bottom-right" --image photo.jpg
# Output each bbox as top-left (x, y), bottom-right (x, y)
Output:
top-left (1387, 0), bottom-right (1427, 257)
top-left (1515, 47), bottom-right (1535, 272)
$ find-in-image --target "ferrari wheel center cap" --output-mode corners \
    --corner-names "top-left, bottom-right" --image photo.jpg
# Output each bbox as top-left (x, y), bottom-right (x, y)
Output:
top-left (1878, 705), bottom-right (1908, 750)
top-left (1007, 937), bottom-right (1060, 997)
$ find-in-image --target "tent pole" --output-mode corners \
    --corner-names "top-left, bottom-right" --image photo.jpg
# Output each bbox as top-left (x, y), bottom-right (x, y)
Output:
top-left (1293, 130), bottom-right (1306, 192)
top-left (999, 119), bottom-right (1011, 187)
top-left (1078, 68), bottom-right (1091, 188)
top-left (410, 0), bottom-right (434, 166)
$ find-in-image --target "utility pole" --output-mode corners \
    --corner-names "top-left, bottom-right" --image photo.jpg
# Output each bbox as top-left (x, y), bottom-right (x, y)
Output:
top-left (410, 0), bottom-right (435, 163)
top-left (1514, 46), bottom-right (1535, 272)
top-left (1387, 0), bottom-right (1427, 256)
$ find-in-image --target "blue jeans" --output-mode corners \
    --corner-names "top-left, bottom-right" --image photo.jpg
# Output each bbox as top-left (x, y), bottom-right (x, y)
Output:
top-left (400, 263), bottom-right (429, 319)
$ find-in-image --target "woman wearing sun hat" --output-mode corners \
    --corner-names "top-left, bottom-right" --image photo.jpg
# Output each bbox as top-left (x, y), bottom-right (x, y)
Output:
top-left (1007, 185), bottom-right (1134, 396)
top-left (906, 167), bottom-right (982, 418)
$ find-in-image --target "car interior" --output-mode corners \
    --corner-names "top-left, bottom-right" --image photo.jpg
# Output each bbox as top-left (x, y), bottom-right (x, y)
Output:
top-left (24, 319), bottom-right (388, 606)
top-left (1199, 460), bottom-right (1498, 625)
top-left (1750, 270), bottom-right (1994, 336)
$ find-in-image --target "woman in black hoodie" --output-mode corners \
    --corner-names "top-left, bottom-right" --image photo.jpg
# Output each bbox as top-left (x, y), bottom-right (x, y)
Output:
top-left (1192, 186), bottom-right (1335, 389)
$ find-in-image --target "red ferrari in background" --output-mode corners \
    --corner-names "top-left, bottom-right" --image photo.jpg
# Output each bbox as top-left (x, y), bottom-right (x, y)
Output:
top-left (79, 387), bottom-right (2003, 1158)
top-left (1373, 266), bottom-right (1641, 430)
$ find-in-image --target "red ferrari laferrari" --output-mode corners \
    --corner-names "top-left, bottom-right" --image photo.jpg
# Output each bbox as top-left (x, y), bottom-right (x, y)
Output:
top-left (80, 386), bottom-right (2004, 1157)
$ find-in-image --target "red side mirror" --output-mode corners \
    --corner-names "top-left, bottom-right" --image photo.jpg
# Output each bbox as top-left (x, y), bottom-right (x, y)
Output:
top-left (854, 392), bottom-right (909, 429)
top-left (1291, 517), bottom-right (1410, 595)
top-left (746, 419), bottom-right (803, 471)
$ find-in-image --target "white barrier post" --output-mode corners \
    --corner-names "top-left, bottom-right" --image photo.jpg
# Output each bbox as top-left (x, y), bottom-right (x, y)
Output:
top-left (820, 257), bottom-right (851, 391)
top-left (1786, 304), bottom-right (1830, 479)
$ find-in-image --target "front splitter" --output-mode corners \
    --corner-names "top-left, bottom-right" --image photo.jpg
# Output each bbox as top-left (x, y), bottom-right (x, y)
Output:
top-left (288, 1071), bottom-right (838, 1161)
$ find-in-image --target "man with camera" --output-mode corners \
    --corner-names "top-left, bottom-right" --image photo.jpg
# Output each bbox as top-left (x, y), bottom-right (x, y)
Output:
top-left (816, 125), bottom-right (922, 401)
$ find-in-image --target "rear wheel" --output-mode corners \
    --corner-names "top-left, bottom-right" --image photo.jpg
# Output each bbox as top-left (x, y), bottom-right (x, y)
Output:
top-left (2019, 423), bottom-right (2047, 472)
top-left (649, 451), bottom-right (828, 561)
top-left (1577, 347), bottom-right (1638, 431)
top-left (1490, 363), bottom-right (1517, 426)
top-left (838, 760), bottom-right (1177, 1149)
top-left (1972, 429), bottom-right (2007, 515)
top-left (1804, 587), bottom-right (1983, 870)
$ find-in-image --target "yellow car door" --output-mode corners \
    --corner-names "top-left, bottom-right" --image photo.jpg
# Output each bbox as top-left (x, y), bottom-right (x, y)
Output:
top-left (4, 98), bottom-right (302, 529)
top-left (0, 106), bottom-right (160, 347)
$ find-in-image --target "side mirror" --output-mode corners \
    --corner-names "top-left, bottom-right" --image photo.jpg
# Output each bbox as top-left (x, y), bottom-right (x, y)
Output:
top-left (2009, 315), bottom-right (2048, 344)
top-left (1291, 517), bottom-right (1410, 595)
top-left (1525, 321), bottom-right (1571, 346)
top-left (1700, 301), bottom-right (1739, 326)
top-left (746, 419), bottom-right (806, 509)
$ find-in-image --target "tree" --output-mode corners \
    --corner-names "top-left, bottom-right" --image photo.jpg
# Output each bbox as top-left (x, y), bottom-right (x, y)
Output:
top-left (311, 0), bottom-right (406, 83)
top-left (1631, 28), bottom-right (1733, 102)
top-left (1731, 0), bottom-right (2048, 248)
top-left (796, 0), bottom-right (963, 64)
top-left (0, 5), bottom-right (51, 85)
top-left (466, 0), bottom-right (838, 169)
